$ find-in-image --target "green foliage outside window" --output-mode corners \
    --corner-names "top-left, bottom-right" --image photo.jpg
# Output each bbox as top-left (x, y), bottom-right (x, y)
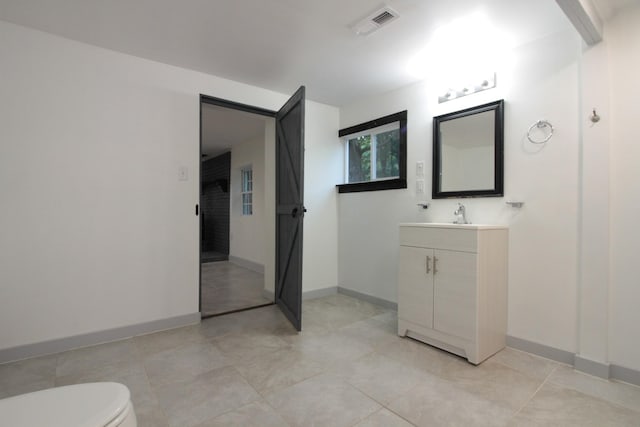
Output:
top-left (347, 129), bottom-right (399, 183)
top-left (376, 129), bottom-right (400, 179)
top-left (348, 135), bottom-right (371, 183)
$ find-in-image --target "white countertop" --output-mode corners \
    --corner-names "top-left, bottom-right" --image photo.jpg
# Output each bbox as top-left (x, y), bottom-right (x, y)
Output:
top-left (399, 222), bottom-right (508, 230)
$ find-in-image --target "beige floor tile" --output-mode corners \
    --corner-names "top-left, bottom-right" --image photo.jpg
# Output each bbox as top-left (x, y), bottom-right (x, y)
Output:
top-left (264, 373), bottom-right (381, 427)
top-left (56, 359), bottom-right (158, 409)
top-left (198, 312), bottom-right (255, 339)
top-left (366, 310), bottom-right (399, 332)
top-left (440, 359), bottom-right (545, 410)
top-left (213, 332), bottom-right (290, 365)
top-left (143, 341), bottom-right (231, 387)
top-left (195, 400), bottom-right (290, 427)
top-left (55, 339), bottom-right (139, 377)
top-left (154, 366), bottom-right (261, 427)
top-left (200, 261), bottom-right (271, 316)
top-left (355, 408), bottom-right (415, 427)
top-left (134, 325), bottom-right (207, 357)
top-left (199, 305), bottom-right (288, 339)
top-left (333, 352), bottom-right (433, 405)
top-left (335, 317), bottom-right (399, 348)
top-left (5, 294), bottom-right (638, 427)
top-left (293, 318), bottom-right (332, 337)
top-left (0, 355), bottom-right (57, 398)
top-left (303, 300), bottom-right (376, 330)
top-left (510, 382), bottom-right (640, 426)
top-left (244, 304), bottom-right (292, 330)
top-left (234, 347), bottom-right (324, 394)
top-left (374, 335), bottom-right (463, 377)
top-left (388, 375), bottom-right (514, 427)
top-left (547, 365), bottom-right (640, 413)
top-left (489, 347), bottom-right (561, 380)
top-left (134, 403), bottom-right (170, 427)
top-left (292, 330), bottom-right (374, 366)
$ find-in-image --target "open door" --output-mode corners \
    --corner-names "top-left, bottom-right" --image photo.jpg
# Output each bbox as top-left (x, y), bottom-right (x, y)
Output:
top-left (275, 86), bottom-right (305, 331)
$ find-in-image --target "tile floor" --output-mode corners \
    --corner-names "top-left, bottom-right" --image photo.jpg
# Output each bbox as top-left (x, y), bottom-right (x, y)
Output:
top-left (1, 294), bottom-right (640, 426)
top-left (201, 251), bottom-right (228, 263)
top-left (200, 261), bottom-right (272, 316)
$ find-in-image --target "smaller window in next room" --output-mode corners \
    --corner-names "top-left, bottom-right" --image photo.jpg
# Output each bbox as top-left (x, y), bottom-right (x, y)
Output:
top-left (241, 166), bottom-right (253, 215)
top-left (337, 110), bottom-right (407, 193)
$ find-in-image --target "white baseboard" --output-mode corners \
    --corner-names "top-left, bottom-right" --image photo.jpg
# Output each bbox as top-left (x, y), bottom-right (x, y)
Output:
top-left (337, 287), bottom-right (397, 310)
top-left (507, 335), bottom-right (640, 386)
top-left (0, 312), bottom-right (200, 364)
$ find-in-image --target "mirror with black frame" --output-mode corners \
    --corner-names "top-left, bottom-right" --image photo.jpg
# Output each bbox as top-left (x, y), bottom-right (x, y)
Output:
top-left (432, 99), bottom-right (504, 199)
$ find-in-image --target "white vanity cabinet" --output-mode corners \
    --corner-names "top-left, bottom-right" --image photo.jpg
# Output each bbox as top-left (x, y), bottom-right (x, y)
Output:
top-left (398, 223), bottom-right (508, 364)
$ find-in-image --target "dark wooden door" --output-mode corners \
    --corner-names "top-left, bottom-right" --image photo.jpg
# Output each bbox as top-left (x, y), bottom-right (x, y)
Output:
top-left (275, 86), bottom-right (305, 331)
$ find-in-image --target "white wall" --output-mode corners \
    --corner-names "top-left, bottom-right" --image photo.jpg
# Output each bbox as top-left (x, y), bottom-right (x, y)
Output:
top-left (607, 5), bottom-right (640, 371)
top-left (338, 29), bottom-right (582, 352)
top-left (230, 132), bottom-right (267, 266)
top-left (577, 36), bottom-right (611, 366)
top-left (0, 20), bottom-right (340, 351)
top-left (302, 102), bottom-right (342, 293)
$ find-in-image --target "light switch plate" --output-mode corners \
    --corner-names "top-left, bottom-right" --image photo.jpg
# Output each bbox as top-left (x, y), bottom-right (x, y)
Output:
top-left (416, 179), bottom-right (425, 194)
top-left (178, 166), bottom-right (188, 181)
top-left (416, 161), bottom-right (425, 177)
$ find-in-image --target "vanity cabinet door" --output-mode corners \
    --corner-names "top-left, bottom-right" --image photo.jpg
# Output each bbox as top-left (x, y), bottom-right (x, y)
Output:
top-left (398, 246), bottom-right (434, 329)
top-left (433, 250), bottom-right (477, 341)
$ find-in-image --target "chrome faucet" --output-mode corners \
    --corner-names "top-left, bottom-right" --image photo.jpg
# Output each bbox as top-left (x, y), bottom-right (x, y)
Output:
top-left (454, 203), bottom-right (469, 224)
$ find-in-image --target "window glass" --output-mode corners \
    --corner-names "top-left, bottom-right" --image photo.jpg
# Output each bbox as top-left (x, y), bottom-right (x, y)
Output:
top-left (344, 123), bottom-right (400, 183)
top-left (348, 135), bottom-right (371, 183)
top-left (337, 110), bottom-right (407, 193)
top-left (241, 167), bottom-right (253, 216)
top-left (375, 129), bottom-right (400, 179)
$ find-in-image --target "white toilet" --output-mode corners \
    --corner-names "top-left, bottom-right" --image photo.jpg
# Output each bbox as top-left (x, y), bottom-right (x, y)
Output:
top-left (0, 382), bottom-right (136, 427)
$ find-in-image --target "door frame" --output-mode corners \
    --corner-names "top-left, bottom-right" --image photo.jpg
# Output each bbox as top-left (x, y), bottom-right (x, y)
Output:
top-left (198, 95), bottom-right (277, 314)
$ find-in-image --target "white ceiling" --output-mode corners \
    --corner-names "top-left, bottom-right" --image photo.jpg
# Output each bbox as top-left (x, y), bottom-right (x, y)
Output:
top-left (2, 1), bottom-right (634, 154)
top-left (0, 0), bottom-right (582, 106)
top-left (592, 0), bottom-right (638, 20)
top-left (201, 103), bottom-right (269, 159)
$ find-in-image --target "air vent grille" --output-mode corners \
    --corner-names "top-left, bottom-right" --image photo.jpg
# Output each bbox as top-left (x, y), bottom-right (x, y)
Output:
top-left (351, 5), bottom-right (400, 36)
top-left (372, 10), bottom-right (395, 25)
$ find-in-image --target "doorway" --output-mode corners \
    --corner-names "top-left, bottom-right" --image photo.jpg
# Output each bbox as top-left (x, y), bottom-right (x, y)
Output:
top-left (199, 88), bottom-right (306, 331)
top-left (200, 101), bottom-right (273, 317)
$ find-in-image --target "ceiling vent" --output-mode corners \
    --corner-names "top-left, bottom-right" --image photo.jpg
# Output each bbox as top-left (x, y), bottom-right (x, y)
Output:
top-left (351, 5), bottom-right (400, 36)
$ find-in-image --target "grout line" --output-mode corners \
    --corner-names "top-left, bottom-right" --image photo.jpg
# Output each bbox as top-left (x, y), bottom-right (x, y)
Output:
top-left (384, 406), bottom-right (419, 426)
top-left (510, 363), bottom-right (558, 420)
top-left (140, 358), bottom-right (171, 425)
top-left (201, 302), bottom-right (275, 319)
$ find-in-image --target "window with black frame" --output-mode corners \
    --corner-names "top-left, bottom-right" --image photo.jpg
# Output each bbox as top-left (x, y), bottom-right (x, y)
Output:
top-left (337, 110), bottom-right (407, 193)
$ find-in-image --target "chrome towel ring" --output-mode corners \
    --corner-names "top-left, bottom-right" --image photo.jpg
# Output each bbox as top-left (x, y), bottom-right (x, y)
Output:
top-left (527, 119), bottom-right (554, 144)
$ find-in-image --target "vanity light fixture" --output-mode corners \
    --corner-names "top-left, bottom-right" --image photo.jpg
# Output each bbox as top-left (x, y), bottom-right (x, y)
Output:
top-left (438, 72), bottom-right (496, 103)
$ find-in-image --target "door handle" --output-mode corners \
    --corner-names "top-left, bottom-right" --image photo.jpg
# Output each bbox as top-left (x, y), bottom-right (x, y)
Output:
top-left (433, 256), bottom-right (438, 275)
top-left (426, 256), bottom-right (431, 274)
top-left (291, 206), bottom-right (307, 218)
